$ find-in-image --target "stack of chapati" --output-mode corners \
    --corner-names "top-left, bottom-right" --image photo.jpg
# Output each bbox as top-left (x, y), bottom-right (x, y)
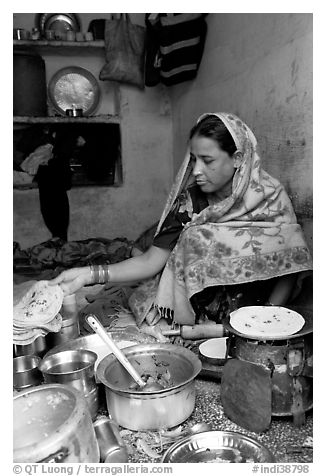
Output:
top-left (13, 280), bottom-right (64, 345)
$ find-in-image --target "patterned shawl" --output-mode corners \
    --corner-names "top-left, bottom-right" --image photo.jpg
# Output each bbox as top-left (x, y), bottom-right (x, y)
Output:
top-left (129, 113), bottom-right (312, 325)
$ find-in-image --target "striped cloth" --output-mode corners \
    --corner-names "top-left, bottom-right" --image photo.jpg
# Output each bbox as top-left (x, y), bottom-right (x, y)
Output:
top-left (145, 14), bottom-right (207, 86)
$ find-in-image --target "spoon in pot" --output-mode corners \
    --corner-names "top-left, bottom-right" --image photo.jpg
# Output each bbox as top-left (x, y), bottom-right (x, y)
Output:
top-left (86, 314), bottom-right (163, 392)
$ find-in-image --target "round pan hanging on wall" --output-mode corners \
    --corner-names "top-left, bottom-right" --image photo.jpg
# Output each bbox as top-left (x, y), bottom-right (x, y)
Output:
top-left (36, 13), bottom-right (81, 36)
top-left (48, 66), bottom-right (101, 116)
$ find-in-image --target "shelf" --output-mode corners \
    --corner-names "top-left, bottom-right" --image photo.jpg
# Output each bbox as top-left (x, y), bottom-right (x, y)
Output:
top-left (13, 115), bottom-right (120, 124)
top-left (13, 40), bottom-right (105, 49)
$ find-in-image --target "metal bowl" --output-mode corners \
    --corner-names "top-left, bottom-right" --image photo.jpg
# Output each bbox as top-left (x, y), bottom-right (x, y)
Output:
top-left (199, 337), bottom-right (228, 366)
top-left (97, 343), bottom-right (202, 430)
top-left (161, 430), bottom-right (275, 463)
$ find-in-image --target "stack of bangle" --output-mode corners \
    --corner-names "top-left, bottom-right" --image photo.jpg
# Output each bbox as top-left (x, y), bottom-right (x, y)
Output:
top-left (89, 265), bottom-right (110, 284)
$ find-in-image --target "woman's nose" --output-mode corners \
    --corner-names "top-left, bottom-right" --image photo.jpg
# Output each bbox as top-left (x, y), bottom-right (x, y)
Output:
top-left (192, 159), bottom-right (202, 177)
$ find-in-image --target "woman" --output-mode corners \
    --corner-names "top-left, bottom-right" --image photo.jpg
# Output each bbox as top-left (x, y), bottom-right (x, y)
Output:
top-left (51, 113), bottom-right (312, 329)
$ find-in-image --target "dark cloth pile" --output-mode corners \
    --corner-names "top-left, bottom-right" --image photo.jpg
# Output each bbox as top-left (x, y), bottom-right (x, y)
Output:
top-left (13, 236), bottom-right (134, 283)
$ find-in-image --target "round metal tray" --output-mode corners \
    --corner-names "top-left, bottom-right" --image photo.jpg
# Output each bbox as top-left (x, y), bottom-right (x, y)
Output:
top-left (48, 66), bottom-right (100, 116)
top-left (45, 328), bottom-right (156, 373)
top-left (161, 430), bottom-right (275, 463)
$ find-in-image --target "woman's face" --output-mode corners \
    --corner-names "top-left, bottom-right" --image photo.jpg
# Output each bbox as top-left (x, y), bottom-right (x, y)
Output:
top-left (190, 135), bottom-right (237, 195)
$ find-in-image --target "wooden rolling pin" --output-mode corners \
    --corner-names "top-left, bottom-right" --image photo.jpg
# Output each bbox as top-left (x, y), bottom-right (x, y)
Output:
top-left (162, 322), bottom-right (225, 340)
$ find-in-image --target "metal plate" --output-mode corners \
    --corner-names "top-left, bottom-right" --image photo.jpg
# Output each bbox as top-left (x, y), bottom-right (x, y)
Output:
top-left (36, 13), bottom-right (81, 35)
top-left (48, 66), bottom-right (100, 116)
top-left (45, 329), bottom-right (157, 373)
top-left (161, 431), bottom-right (275, 463)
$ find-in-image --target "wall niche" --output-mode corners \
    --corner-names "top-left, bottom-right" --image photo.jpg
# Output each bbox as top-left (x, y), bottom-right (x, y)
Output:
top-left (14, 122), bottom-right (122, 189)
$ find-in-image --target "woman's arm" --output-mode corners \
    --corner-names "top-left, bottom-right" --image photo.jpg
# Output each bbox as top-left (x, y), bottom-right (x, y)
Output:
top-left (266, 273), bottom-right (297, 306)
top-left (50, 245), bottom-right (170, 295)
top-left (106, 245), bottom-right (170, 283)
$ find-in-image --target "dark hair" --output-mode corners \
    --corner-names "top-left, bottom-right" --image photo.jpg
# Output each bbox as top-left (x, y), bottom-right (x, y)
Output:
top-left (189, 115), bottom-right (237, 156)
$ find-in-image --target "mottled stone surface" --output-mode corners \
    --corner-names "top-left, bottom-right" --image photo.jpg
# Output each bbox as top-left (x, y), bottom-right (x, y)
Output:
top-left (121, 378), bottom-right (313, 463)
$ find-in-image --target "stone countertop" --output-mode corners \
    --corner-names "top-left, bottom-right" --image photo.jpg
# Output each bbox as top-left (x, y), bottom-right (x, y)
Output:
top-left (119, 378), bottom-right (313, 464)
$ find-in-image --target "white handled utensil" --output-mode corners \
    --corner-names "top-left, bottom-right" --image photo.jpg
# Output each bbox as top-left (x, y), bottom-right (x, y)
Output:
top-left (86, 314), bottom-right (163, 391)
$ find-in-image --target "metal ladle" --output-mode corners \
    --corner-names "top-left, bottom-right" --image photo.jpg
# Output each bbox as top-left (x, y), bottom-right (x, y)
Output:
top-left (86, 314), bottom-right (163, 392)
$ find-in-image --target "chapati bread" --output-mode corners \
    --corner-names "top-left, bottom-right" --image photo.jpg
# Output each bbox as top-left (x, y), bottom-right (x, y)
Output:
top-left (229, 306), bottom-right (305, 339)
top-left (14, 280), bottom-right (63, 326)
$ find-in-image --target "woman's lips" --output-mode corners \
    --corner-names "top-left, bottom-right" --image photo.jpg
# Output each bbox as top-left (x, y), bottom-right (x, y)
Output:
top-left (196, 180), bottom-right (207, 185)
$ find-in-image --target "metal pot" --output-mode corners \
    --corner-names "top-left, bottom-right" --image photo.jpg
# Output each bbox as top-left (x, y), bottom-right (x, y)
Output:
top-left (96, 343), bottom-right (202, 431)
top-left (13, 384), bottom-right (100, 463)
top-left (39, 349), bottom-right (99, 420)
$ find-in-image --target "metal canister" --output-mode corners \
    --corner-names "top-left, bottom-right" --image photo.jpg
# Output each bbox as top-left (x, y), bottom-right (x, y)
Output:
top-left (47, 294), bottom-right (80, 348)
top-left (93, 417), bottom-right (128, 463)
top-left (14, 335), bottom-right (47, 358)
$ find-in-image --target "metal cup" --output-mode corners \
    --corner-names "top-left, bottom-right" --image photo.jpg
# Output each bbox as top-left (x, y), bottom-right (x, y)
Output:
top-left (76, 32), bottom-right (84, 42)
top-left (93, 417), bottom-right (128, 463)
top-left (66, 31), bottom-right (76, 42)
top-left (39, 349), bottom-right (99, 420)
top-left (13, 355), bottom-right (43, 390)
top-left (45, 30), bottom-right (55, 41)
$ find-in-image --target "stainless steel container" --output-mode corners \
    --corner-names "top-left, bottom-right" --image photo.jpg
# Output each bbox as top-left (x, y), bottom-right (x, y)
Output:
top-left (14, 384), bottom-right (100, 463)
top-left (96, 343), bottom-right (202, 431)
top-left (93, 417), bottom-right (128, 463)
top-left (13, 355), bottom-right (43, 390)
top-left (39, 349), bottom-right (99, 420)
top-left (14, 335), bottom-right (47, 358)
top-left (46, 294), bottom-right (80, 348)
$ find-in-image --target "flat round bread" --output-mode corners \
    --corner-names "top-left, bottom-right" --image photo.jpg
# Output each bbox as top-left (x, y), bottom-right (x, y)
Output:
top-left (14, 280), bottom-right (63, 326)
top-left (229, 306), bottom-right (305, 339)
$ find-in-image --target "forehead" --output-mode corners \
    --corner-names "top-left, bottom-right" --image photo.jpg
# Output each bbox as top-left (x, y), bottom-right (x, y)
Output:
top-left (190, 135), bottom-right (223, 154)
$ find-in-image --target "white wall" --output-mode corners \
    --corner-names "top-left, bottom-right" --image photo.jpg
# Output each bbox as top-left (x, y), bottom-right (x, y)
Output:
top-left (13, 13), bottom-right (313, 250)
top-left (170, 13), bottom-right (312, 249)
top-left (13, 13), bottom-right (173, 247)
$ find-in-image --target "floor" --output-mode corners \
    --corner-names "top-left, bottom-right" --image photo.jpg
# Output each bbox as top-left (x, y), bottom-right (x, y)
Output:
top-left (104, 378), bottom-right (313, 463)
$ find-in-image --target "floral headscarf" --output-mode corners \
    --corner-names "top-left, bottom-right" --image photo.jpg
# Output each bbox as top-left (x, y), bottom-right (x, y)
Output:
top-left (129, 113), bottom-right (312, 326)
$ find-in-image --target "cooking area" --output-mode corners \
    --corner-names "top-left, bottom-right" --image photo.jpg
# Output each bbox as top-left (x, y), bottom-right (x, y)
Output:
top-left (13, 287), bottom-right (313, 463)
top-left (13, 12), bottom-right (313, 467)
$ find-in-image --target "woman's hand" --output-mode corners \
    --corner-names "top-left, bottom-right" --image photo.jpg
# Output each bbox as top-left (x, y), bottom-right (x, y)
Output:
top-left (49, 267), bottom-right (91, 296)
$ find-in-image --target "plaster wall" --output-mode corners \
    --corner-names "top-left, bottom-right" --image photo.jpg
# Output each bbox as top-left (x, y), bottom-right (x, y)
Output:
top-left (170, 13), bottom-right (313, 249)
top-left (13, 14), bottom-right (173, 248)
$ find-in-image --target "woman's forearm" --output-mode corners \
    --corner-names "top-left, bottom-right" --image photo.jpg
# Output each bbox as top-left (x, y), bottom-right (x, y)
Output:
top-left (267, 273), bottom-right (297, 306)
top-left (108, 245), bottom-right (170, 283)
top-left (86, 245), bottom-right (170, 285)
